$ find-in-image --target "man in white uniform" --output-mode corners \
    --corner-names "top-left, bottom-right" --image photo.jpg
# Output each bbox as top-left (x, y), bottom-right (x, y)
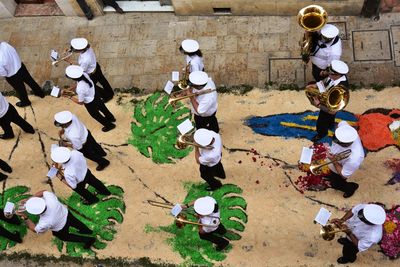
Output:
top-left (179, 39), bottom-right (205, 72)
top-left (331, 204), bottom-right (386, 264)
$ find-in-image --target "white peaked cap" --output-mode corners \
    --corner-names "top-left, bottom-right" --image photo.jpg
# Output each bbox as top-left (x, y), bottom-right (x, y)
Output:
top-left (71, 38), bottom-right (88, 50)
top-left (194, 196), bottom-right (217, 215)
top-left (51, 147), bottom-right (71, 163)
top-left (26, 197), bottom-right (46, 215)
top-left (364, 204), bottom-right (386, 225)
top-left (66, 65), bottom-right (83, 79)
top-left (181, 39), bottom-right (199, 53)
top-left (335, 124), bottom-right (358, 143)
top-left (321, 24), bottom-right (339, 39)
top-left (189, 71), bottom-right (208, 85)
top-left (331, 60), bottom-right (349, 74)
top-left (194, 129), bottom-right (213, 147)
top-left (54, 111), bottom-right (73, 124)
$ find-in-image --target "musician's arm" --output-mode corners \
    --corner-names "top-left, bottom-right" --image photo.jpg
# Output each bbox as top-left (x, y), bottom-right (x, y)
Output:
top-left (60, 178), bottom-right (73, 189)
top-left (194, 147), bottom-right (201, 164)
top-left (23, 217), bottom-right (37, 232)
top-left (68, 96), bottom-right (84, 105)
top-left (33, 190), bottom-right (46, 197)
top-left (346, 230), bottom-right (359, 247)
top-left (189, 95), bottom-right (199, 112)
top-left (332, 161), bottom-right (343, 175)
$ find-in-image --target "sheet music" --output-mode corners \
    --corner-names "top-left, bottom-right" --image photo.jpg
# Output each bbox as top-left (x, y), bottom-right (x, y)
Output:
top-left (47, 167), bottom-right (59, 179)
top-left (316, 81), bottom-right (326, 93)
top-left (299, 147), bottom-right (313, 164)
top-left (171, 204), bottom-right (183, 217)
top-left (51, 49), bottom-right (58, 61)
top-left (172, 71), bottom-right (180, 82)
top-left (164, 80), bottom-right (174, 95)
top-left (4, 202), bottom-right (15, 214)
top-left (314, 207), bottom-right (331, 226)
top-left (177, 119), bottom-right (194, 135)
top-left (50, 86), bottom-right (60, 98)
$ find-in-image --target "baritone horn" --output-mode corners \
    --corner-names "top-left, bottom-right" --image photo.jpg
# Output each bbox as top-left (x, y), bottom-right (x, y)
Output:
top-left (177, 131), bottom-right (214, 150)
top-left (309, 149), bottom-right (351, 175)
top-left (305, 84), bottom-right (350, 113)
top-left (178, 63), bottom-right (191, 90)
top-left (320, 224), bottom-right (348, 241)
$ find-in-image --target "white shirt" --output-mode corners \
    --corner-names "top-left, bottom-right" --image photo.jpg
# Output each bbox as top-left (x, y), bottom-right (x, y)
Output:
top-left (186, 55), bottom-right (204, 72)
top-left (311, 37), bottom-right (342, 70)
top-left (64, 114), bottom-right (88, 150)
top-left (324, 75), bottom-right (347, 90)
top-left (76, 73), bottom-right (95, 104)
top-left (0, 42), bottom-right (22, 77)
top-left (199, 131), bottom-right (222, 167)
top-left (78, 48), bottom-right (97, 74)
top-left (329, 122), bottom-right (365, 178)
top-left (0, 92), bottom-right (10, 118)
top-left (346, 204), bottom-right (383, 252)
top-left (34, 191), bottom-right (68, 233)
top-left (191, 78), bottom-right (218, 117)
top-left (200, 210), bottom-right (220, 233)
top-left (62, 150), bottom-right (87, 189)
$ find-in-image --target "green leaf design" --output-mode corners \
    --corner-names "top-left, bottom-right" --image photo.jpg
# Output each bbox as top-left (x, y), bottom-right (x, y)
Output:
top-left (53, 185), bottom-right (125, 257)
top-left (129, 92), bottom-right (192, 164)
top-left (152, 183), bottom-right (248, 266)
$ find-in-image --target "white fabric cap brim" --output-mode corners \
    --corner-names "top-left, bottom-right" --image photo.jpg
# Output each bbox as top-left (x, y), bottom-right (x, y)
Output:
top-left (181, 39), bottom-right (199, 53)
top-left (331, 60), bottom-right (349, 74)
top-left (194, 196), bottom-right (216, 215)
top-left (335, 125), bottom-right (358, 143)
top-left (189, 71), bottom-right (208, 85)
top-left (54, 111), bottom-right (72, 124)
top-left (66, 65), bottom-right (83, 79)
top-left (51, 147), bottom-right (71, 163)
top-left (364, 204), bottom-right (386, 225)
top-left (71, 38), bottom-right (88, 50)
top-left (26, 197), bottom-right (46, 215)
top-left (321, 24), bottom-right (339, 39)
top-left (194, 129), bottom-right (213, 146)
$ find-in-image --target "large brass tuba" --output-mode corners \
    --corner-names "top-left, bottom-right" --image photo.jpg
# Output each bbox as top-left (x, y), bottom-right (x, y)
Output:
top-left (298, 5), bottom-right (328, 62)
top-left (305, 84), bottom-right (349, 113)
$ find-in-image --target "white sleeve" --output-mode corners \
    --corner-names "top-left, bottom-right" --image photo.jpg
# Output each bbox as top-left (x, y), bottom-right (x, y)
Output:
top-left (34, 220), bottom-right (50, 233)
top-left (0, 65), bottom-right (8, 77)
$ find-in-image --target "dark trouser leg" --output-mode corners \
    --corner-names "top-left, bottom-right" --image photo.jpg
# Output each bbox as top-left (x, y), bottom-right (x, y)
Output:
top-left (84, 99), bottom-right (113, 127)
top-left (341, 238), bottom-right (359, 262)
top-left (0, 115), bottom-right (14, 137)
top-left (0, 209), bottom-right (21, 225)
top-left (7, 104), bottom-right (35, 133)
top-left (87, 131), bottom-right (106, 157)
top-left (200, 164), bottom-right (222, 190)
top-left (0, 225), bottom-right (21, 242)
top-left (19, 63), bottom-right (44, 97)
top-left (194, 113), bottom-right (219, 133)
top-left (316, 110), bottom-right (335, 138)
top-left (212, 161), bottom-right (226, 179)
top-left (94, 96), bottom-right (115, 121)
top-left (312, 64), bottom-right (324, 82)
top-left (79, 137), bottom-right (109, 166)
top-left (326, 172), bottom-right (350, 193)
top-left (6, 73), bottom-right (30, 104)
top-left (91, 63), bottom-right (114, 99)
top-left (52, 212), bottom-right (93, 243)
top-left (84, 169), bottom-right (111, 195)
top-left (74, 175), bottom-right (99, 204)
top-left (199, 224), bottom-right (229, 248)
top-left (0, 159), bottom-right (12, 173)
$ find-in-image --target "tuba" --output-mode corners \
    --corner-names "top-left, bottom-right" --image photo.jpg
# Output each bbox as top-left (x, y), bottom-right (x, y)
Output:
top-left (177, 132), bottom-right (214, 150)
top-left (305, 84), bottom-right (349, 113)
top-left (178, 63), bottom-right (191, 90)
top-left (298, 5), bottom-right (328, 62)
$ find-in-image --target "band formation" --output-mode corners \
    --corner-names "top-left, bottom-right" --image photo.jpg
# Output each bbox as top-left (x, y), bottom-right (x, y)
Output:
top-left (0, 4), bottom-right (396, 265)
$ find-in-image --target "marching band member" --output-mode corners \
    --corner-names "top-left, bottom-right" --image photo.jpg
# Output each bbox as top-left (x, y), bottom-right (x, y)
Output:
top-left (54, 110), bottom-right (110, 171)
top-left (0, 208), bottom-right (22, 243)
top-left (309, 24), bottom-right (342, 81)
top-left (188, 71), bottom-right (219, 133)
top-left (330, 204), bottom-right (386, 264)
top-left (309, 60), bottom-right (349, 142)
top-left (16, 190), bottom-right (96, 249)
top-left (0, 41), bottom-right (45, 107)
top-left (51, 147), bottom-right (111, 205)
top-left (0, 158), bottom-right (12, 182)
top-left (70, 38), bottom-right (114, 102)
top-left (0, 91), bottom-right (35, 139)
top-left (64, 65), bottom-right (116, 132)
top-left (193, 128), bottom-right (225, 191)
top-left (179, 39), bottom-right (204, 72)
top-left (325, 121), bottom-right (364, 198)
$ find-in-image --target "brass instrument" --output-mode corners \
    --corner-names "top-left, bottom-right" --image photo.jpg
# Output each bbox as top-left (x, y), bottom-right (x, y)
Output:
top-left (168, 88), bottom-right (216, 107)
top-left (178, 63), bottom-right (191, 90)
top-left (61, 89), bottom-right (76, 97)
top-left (298, 5), bottom-right (328, 62)
top-left (309, 149), bottom-right (351, 175)
top-left (177, 131), bottom-right (214, 150)
top-left (320, 224), bottom-right (348, 241)
top-left (52, 49), bottom-right (73, 66)
top-left (305, 84), bottom-right (350, 113)
top-left (147, 200), bottom-right (174, 209)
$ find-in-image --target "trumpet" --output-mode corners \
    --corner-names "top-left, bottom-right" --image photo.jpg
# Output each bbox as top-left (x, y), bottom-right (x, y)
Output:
top-left (177, 63), bottom-right (190, 90)
top-left (320, 224), bottom-right (348, 241)
top-left (309, 149), bottom-right (351, 175)
top-left (168, 88), bottom-right (216, 107)
top-left (52, 49), bottom-right (73, 66)
top-left (177, 131), bottom-right (214, 150)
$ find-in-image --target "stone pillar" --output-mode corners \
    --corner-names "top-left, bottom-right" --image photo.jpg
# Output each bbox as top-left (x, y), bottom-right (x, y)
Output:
top-left (0, 0), bottom-right (17, 18)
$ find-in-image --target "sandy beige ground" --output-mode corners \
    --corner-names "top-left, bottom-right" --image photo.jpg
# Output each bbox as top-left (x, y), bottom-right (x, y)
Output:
top-left (1, 87), bottom-right (399, 266)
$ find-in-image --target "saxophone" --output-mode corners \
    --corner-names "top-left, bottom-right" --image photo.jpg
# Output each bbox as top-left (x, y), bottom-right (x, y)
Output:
top-left (178, 63), bottom-right (191, 90)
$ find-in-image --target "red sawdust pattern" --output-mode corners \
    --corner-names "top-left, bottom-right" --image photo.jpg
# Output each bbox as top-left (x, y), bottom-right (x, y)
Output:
top-left (357, 113), bottom-right (395, 151)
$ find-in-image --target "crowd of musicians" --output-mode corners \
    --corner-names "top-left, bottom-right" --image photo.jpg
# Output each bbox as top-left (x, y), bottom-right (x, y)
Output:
top-left (0, 5), bottom-right (394, 264)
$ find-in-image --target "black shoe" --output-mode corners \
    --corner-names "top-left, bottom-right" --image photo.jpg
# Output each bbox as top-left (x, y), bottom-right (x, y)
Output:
top-left (96, 160), bottom-right (110, 171)
top-left (337, 257), bottom-right (355, 264)
top-left (103, 95), bottom-right (114, 103)
top-left (337, 237), bottom-right (347, 245)
top-left (84, 238), bottom-right (96, 249)
top-left (16, 102), bottom-right (31, 107)
top-left (25, 128), bottom-right (35, 134)
top-left (343, 183), bottom-right (359, 198)
top-left (0, 134), bottom-right (14, 139)
top-left (311, 134), bottom-right (324, 143)
top-left (108, 117), bottom-right (116, 123)
top-left (115, 7), bottom-right (124, 14)
top-left (101, 124), bottom-right (116, 132)
top-left (1, 162), bottom-right (12, 173)
top-left (216, 242), bottom-right (229, 251)
top-left (0, 173), bottom-right (8, 182)
top-left (78, 228), bottom-right (93, 235)
top-left (35, 92), bottom-right (45, 98)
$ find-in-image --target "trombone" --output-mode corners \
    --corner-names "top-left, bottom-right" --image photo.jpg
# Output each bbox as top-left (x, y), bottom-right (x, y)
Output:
top-left (52, 49), bottom-right (73, 66)
top-left (309, 149), bottom-right (351, 175)
top-left (168, 88), bottom-right (216, 107)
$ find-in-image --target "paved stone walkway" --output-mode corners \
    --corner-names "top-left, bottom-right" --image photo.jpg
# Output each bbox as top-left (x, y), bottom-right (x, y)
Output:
top-left (0, 12), bottom-right (399, 92)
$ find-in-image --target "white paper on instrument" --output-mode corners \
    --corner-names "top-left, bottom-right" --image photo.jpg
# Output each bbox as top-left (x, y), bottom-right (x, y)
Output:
top-left (177, 119), bottom-right (194, 135)
top-left (172, 71), bottom-right (180, 82)
top-left (314, 207), bottom-right (331, 226)
top-left (51, 144), bottom-right (59, 153)
top-left (316, 81), bottom-right (326, 93)
top-left (164, 80), bottom-right (174, 95)
top-left (51, 49), bottom-right (58, 61)
top-left (4, 202), bottom-right (15, 214)
top-left (51, 86), bottom-right (60, 98)
top-left (300, 147), bottom-right (313, 164)
top-left (47, 167), bottom-right (58, 179)
top-left (171, 204), bottom-right (183, 217)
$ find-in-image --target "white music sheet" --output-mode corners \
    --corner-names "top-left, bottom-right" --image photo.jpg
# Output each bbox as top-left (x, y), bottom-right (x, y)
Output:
top-left (47, 167), bottom-right (59, 179)
top-left (314, 207), bottom-right (331, 226)
top-left (177, 119), bottom-right (194, 135)
top-left (164, 80), bottom-right (174, 95)
top-left (171, 204), bottom-right (183, 217)
top-left (300, 147), bottom-right (313, 164)
top-left (172, 71), bottom-right (180, 82)
top-left (51, 50), bottom-right (58, 61)
top-left (51, 86), bottom-right (60, 98)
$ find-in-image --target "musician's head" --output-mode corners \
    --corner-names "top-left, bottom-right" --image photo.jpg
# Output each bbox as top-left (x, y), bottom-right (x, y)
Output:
top-left (70, 38), bottom-right (90, 53)
top-left (180, 39), bottom-right (202, 57)
top-left (194, 129), bottom-right (215, 147)
top-left (189, 71), bottom-right (208, 89)
top-left (328, 60), bottom-right (348, 79)
top-left (333, 122), bottom-right (357, 147)
top-left (357, 204), bottom-right (386, 225)
top-left (54, 110), bottom-right (73, 128)
top-left (26, 197), bottom-right (47, 215)
top-left (194, 196), bottom-right (218, 216)
top-left (320, 24), bottom-right (339, 43)
top-left (51, 147), bottom-right (72, 165)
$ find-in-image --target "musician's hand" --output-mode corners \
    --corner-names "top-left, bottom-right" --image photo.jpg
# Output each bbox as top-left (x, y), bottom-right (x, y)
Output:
top-left (312, 97), bottom-right (320, 107)
top-left (326, 152), bottom-right (335, 160)
top-left (320, 70), bottom-right (329, 77)
top-left (330, 218), bottom-right (343, 226)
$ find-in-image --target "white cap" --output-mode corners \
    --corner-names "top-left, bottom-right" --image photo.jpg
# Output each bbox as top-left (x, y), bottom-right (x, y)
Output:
top-left (321, 24), bottom-right (339, 39)
top-left (335, 124), bottom-right (358, 143)
top-left (51, 147), bottom-right (71, 163)
top-left (26, 197), bottom-right (46, 215)
top-left (189, 71), bottom-right (208, 85)
top-left (331, 60), bottom-right (349, 75)
top-left (363, 204), bottom-right (386, 225)
top-left (194, 196), bottom-right (217, 215)
top-left (181, 39), bottom-right (199, 53)
top-left (54, 111), bottom-right (72, 124)
top-left (194, 129), bottom-right (213, 146)
top-left (66, 65), bottom-right (83, 79)
top-left (71, 38), bottom-right (88, 50)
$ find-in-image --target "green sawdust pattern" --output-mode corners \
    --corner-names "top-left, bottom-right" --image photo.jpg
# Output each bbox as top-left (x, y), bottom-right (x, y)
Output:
top-left (129, 91), bottom-right (192, 164)
top-left (53, 185), bottom-right (125, 257)
top-left (156, 183), bottom-right (248, 266)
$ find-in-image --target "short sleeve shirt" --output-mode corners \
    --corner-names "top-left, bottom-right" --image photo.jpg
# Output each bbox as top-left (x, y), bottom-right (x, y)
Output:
top-left (34, 191), bottom-right (68, 233)
top-left (76, 73), bottom-right (95, 104)
top-left (0, 42), bottom-right (21, 77)
top-left (199, 131), bottom-right (222, 167)
top-left (62, 150), bottom-right (87, 189)
top-left (64, 115), bottom-right (88, 150)
top-left (311, 37), bottom-right (342, 70)
top-left (0, 92), bottom-right (10, 118)
top-left (191, 78), bottom-right (218, 117)
top-left (186, 55), bottom-right (204, 72)
top-left (78, 48), bottom-right (97, 74)
top-left (200, 210), bottom-right (220, 233)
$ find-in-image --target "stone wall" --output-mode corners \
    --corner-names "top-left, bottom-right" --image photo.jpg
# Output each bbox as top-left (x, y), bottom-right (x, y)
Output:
top-left (67, 0), bottom-right (104, 18)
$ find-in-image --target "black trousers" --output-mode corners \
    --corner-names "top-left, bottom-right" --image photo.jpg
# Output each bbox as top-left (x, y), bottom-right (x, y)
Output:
top-left (326, 172), bottom-right (357, 195)
top-left (199, 223), bottom-right (229, 248)
top-left (90, 63), bottom-right (114, 100)
top-left (84, 95), bottom-right (115, 127)
top-left (74, 169), bottom-right (111, 204)
top-left (79, 130), bottom-right (108, 166)
top-left (340, 238), bottom-right (359, 262)
top-left (200, 161), bottom-right (225, 190)
top-left (0, 103), bottom-right (34, 137)
top-left (52, 212), bottom-right (94, 244)
top-left (316, 110), bottom-right (336, 138)
top-left (0, 159), bottom-right (12, 173)
top-left (102, 0), bottom-right (120, 10)
top-left (0, 209), bottom-right (22, 242)
top-left (312, 64), bottom-right (325, 82)
top-left (194, 112), bottom-right (219, 133)
top-left (5, 63), bottom-right (43, 104)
